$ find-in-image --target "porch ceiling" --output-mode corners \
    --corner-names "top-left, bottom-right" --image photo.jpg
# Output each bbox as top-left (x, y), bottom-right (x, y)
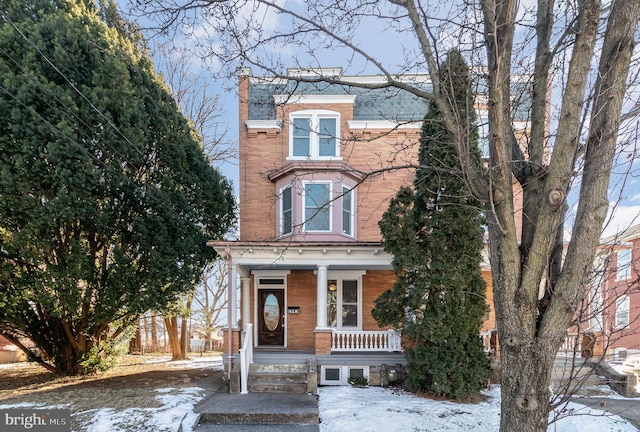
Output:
top-left (207, 241), bottom-right (393, 276)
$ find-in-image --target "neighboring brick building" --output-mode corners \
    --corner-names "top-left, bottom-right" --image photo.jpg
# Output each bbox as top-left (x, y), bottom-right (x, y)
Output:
top-left (209, 67), bottom-right (528, 392)
top-left (589, 225), bottom-right (640, 358)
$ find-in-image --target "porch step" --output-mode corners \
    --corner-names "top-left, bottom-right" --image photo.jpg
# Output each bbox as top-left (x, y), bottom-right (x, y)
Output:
top-left (248, 364), bottom-right (308, 394)
top-left (195, 392), bottom-right (319, 425)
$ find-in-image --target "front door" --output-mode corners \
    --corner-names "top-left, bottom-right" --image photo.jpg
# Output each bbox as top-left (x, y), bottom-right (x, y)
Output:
top-left (257, 289), bottom-right (285, 346)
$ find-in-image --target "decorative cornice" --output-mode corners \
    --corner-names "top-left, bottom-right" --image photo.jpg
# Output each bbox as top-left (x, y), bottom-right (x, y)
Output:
top-left (273, 94), bottom-right (357, 105)
top-left (245, 120), bottom-right (283, 131)
top-left (347, 120), bottom-right (422, 130)
top-left (266, 161), bottom-right (364, 182)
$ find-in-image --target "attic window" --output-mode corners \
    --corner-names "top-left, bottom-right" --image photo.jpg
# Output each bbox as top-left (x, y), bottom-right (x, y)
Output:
top-left (289, 110), bottom-right (340, 159)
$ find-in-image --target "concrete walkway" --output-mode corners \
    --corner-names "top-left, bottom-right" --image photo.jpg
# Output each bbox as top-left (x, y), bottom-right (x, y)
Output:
top-left (188, 372), bottom-right (320, 432)
top-left (572, 397), bottom-right (640, 429)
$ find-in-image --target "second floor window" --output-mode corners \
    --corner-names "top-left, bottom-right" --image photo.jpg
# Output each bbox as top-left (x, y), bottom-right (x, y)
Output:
top-left (277, 178), bottom-right (357, 238)
top-left (304, 182), bottom-right (331, 231)
top-left (342, 186), bottom-right (353, 236)
top-left (290, 111), bottom-right (339, 159)
top-left (281, 185), bottom-right (293, 235)
top-left (617, 249), bottom-right (632, 280)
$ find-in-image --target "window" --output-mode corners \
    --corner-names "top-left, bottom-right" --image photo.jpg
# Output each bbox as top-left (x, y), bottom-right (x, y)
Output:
top-left (342, 186), bottom-right (353, 236)
top-left (304, 182), bottom-right (331, 231)
top-left (292, 118), bottom-right (311, 156)
top-left (327, 278), bottom-right (360, 328)
top-left (281, 185), bottom-right (292, 235)
top-left (617, 249), bottom-right (632, 280)
top-left (289, 111), bottom-right (339, 159)
top-left (320, 365), bottom-right (369, 385)
top-left (478, 117), bottom-right (490, 159)
top-left (616, 296), bottom-right (630, 327)
top-left (277, 177), bottom-right (357, 239)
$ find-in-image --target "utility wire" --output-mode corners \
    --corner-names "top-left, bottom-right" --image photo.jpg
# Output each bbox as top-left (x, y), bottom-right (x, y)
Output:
top-left (0, 8), bottom-right (148, 161)
top-left (0, 45), bottom-right (146, 175)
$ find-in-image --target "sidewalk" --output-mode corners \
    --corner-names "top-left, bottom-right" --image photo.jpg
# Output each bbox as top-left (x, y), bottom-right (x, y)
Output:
top-left (551, 357), bottom-right (640, 430)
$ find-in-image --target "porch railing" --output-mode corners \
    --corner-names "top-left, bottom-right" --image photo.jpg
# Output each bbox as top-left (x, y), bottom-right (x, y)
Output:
top-left (479, 330), bottom-right (495, 355)
top-left (559, 333), bottom-right (581, 356)
top-left (239, 323), bottom-right (254, 394)
top-left (331, 329), bottom-right (402, 352)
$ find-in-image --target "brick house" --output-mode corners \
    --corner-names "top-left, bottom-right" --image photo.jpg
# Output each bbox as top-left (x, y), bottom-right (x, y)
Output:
top-left (208, 67), bottom-right (528, 393)
top-left (584, 225), bottom-right (640, 359)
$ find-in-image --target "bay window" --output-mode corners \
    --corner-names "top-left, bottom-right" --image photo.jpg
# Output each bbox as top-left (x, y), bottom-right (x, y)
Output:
top-left (342, 186), bottom-right (354, 236)
top-left (281, 185), bottom-right (292, 235)
top-left (304, 182), bottom-right (331, 232)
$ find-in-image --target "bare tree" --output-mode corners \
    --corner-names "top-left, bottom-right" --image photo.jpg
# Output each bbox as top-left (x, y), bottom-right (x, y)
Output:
top-left (152, 42), bottom-right (237, 165)
top-left (145, 36), bottom-right (236, 361)
top-left (192, 259), bottom-right (228, 351)
top-left (130, 1), bottom-right (640, 431)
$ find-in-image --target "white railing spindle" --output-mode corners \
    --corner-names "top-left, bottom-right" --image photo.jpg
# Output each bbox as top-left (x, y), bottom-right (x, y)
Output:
top-left (239, 323), bottom-right (253, 394)
top-left (331, 329), bottom-right (402, 352)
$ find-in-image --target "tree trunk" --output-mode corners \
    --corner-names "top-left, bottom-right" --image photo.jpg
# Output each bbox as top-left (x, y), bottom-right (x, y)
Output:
top-left (164, 316), bottom-right (183, 361)
top-left (151, 314), bottom-right (158, 351)
top-left (180, 316), bottom-right (189, 358)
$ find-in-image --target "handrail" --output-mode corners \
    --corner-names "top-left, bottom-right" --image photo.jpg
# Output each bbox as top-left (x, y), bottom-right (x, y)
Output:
top-left (331, 329), bottom-right (402, 352)
top-left (239, 323), bottom-right (254, 394)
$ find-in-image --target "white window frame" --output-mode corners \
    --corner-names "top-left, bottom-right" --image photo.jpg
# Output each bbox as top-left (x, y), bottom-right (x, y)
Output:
top-left (288, 110), bottom-right (340, 160)
top-left (615, 295), bottom-right (630, 328)
top-left (303, 181), bottom-right (332, 232)
top-left (326, 271), bottom-right (364, 329)
top-left (280, 184), bottom-right (293, 236)
top-left (616, 249), bottom-right (632, 281)
top-left (320, 365), bottom-right (370, 386)
top-left (341, 185), bottom-right (354, 237)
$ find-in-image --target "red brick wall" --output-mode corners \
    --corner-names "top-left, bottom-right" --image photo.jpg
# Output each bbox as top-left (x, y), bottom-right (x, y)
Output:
top-left (285, 271), bottom-right (318, 350)
top-left (605, 238), bottom-right (640, 352)
top-left (238, 75), bottom-right (422, 242)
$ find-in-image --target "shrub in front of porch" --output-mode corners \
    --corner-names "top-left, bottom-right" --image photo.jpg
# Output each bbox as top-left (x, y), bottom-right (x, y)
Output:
top-left (373, 50), bottom-right (491, 400)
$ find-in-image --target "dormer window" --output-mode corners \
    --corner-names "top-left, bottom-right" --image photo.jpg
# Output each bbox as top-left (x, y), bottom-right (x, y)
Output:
top-left (289, 110), bottom-right (340, 159)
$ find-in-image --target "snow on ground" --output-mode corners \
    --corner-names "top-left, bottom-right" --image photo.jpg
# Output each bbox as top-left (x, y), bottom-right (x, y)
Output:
top-left (0, 387), bottom-right (205, 432)
top-left (318, 385), bottom-right (637, 432)
top-left (1, 356), bottom-right (638, 432)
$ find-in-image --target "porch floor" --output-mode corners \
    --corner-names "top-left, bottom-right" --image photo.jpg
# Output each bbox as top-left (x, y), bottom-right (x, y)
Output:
top-left (252, 350), bottom-right (405, 365)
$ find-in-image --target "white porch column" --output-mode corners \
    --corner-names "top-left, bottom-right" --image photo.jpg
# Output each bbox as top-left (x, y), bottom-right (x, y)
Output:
top-left (316, 265), bottom-right (328, 328)
top-left (231, 265), bottom-right (239, 328)
top-left (241, 277), bottom-right (251, 331)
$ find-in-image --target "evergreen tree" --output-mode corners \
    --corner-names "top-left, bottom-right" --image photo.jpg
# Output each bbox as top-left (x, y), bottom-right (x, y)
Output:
top-left (373, 50), bottom-right (490, 399)
top-left (0, 0), bottom-right (235, 374)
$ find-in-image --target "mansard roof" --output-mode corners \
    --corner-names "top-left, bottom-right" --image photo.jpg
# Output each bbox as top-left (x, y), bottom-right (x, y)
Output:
top-left (244, 67), bottom-right (532, 124)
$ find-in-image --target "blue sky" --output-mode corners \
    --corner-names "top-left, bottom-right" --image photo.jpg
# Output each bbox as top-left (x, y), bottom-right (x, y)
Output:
top-left (117, 0), bottom-right (640, 239)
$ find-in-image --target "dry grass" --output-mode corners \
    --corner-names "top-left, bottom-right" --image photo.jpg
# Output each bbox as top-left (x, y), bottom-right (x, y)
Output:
top-left (0, 353), bottom-right (222, 430)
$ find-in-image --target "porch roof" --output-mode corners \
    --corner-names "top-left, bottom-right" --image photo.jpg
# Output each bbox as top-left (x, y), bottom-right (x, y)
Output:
top-left (207, 241), bottom-right (393, 277)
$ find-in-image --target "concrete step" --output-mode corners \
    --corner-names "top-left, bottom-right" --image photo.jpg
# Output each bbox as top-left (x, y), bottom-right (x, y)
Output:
top-left (248, 364), bottom-right (308, 393)
top-left (248, 381), bottom-right (308, 393)
top-left (249, 372), bottom-right (307, 384)
top-left (196, 392), bottom-right (319, 425)
top-left (250, 363), bottom-right (307, 373)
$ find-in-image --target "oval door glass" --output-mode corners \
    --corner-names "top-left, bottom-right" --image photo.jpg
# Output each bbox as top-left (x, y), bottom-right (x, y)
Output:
top-left (263, 294), bottom-right (280, 331)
